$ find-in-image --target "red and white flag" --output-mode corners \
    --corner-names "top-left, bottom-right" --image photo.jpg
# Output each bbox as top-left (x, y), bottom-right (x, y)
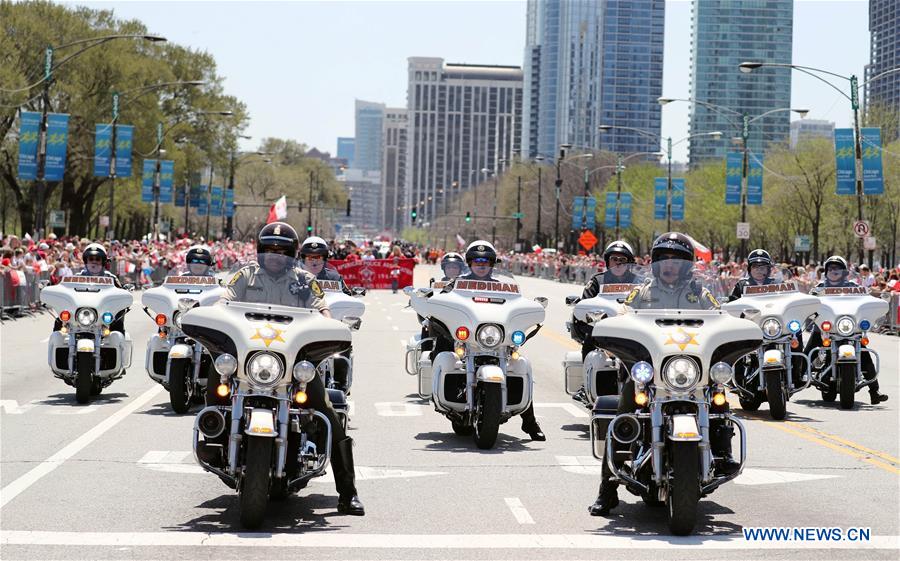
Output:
top-left (455, 233), bottom-right (466, 249)
top-left (684, 234), bottom-right (712, 262)
top-left (267, 195), bottom-right (288, 224)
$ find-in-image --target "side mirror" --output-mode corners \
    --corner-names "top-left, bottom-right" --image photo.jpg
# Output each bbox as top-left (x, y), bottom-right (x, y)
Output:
top-left (38, 279), bottom-right (50, 290)
top-left (565, 295), bottom-right (581, 306)
top-left (178, 298), bottom-right (200, 314)
top-left (352, 287), bottom-right (367, 297)
top-left (585, 311), bottom-right (606, 324)
top-left (534, 296), bottom-right (549, 309)
top-left (122, 283), bottom-right (136, 292)
top-left (342, 316), bottom-right (362, 331)
top-left (403, 286), bottom-right (415, 295)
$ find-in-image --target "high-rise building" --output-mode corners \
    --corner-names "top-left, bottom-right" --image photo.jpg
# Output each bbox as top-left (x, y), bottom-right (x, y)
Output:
top-left (790, 119), bottom-right (834, 149)
top-left (865, 0), bottom-right (899, 139)
top-left (523, 0), bottom-right (664, 159)
top-left (354, 100), bottom-right (385, 172)
top-left (336, 137), bottom-right (355, 167)
top-left (405, 57), bottom-right (523, 226)
top-left (688, 0), bottom-right (793, 166)
top-left (339, 168), bottom-right (382, 233)
top-left (381, 108), bottom-right (407, 234)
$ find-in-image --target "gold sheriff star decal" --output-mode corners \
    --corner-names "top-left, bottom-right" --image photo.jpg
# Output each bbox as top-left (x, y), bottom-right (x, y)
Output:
top-left (250, 324), bottom-right (285, 348)
top-left (664, 328), bottom-right (699, 351)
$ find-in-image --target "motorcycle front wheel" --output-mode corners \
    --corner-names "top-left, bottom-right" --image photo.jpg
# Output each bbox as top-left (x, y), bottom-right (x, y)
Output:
top-left (838, 363), bottom-right (856, 410)
top-left (765, 370), bottom-right (787, 420)
top-left (168, 359), bottom-right (191, 414)
top-left (473, 384), bottom-right (502, 449)
top-left (667, 441), bottom-right (700, 536)
top-left (239, 436), bottom-right (273, 529)
top-left (75, 352), bottom-right (93, 404)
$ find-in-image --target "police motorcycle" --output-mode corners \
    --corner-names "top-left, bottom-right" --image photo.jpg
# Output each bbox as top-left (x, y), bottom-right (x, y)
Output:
top-left (589, 255), bottom-right (762, 535)
top-left (182, 299), bottom-right (357, 528)
top-left (141, 275), bottom-right (225, 413)
top-left (722, 280), bottom-right (819, 420)
top-left (406, 275), bottom-right (547, 449)
top-left (807, 280), bottom-right (887, 409)
top-left (41, 275), bottom-right (134, 403)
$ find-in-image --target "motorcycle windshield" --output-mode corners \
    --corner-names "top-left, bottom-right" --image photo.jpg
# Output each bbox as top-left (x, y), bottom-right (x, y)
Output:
top-left (624, 258), bottom-right (721, 311)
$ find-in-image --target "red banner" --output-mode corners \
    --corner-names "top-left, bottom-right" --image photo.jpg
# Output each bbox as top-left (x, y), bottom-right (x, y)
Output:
top-left (329, 259), bottom-right (416, 289)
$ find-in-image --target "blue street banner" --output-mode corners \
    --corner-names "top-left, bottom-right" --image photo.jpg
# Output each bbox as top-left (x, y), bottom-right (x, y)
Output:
top-left (584, 196), bottom-right (596, 229)
top-left (159, 160), bottom-right (174, 203)
top-left (834, 128), bottom-right (856, 195)
top-left (17, 111), bottom-right (41, 180)
top-left (654, 178), bottom-right (667, 220)
top-left (141, 159), bottom-right (155, 203)
top-left (619, 192), bottom-right (632, 229)
top-left (210, 186), bottom-right (223, 216)
top-left (725, 152), bottom-right (742, 205)
top-left (93, 124), bottom-right (134, 178)
top-left (747, 156), bottom-right (763, 205)
top-left (860, 127), bottom-right (884, 195)
top-left (604, 192), bottom-right (617, 229)
top-left (175, 184), bottom-right (186, 207)
top-left (198, 186), bottom-right (209, 216)
top-left (571, 197), bottom-right (584, 230)
top-left (43, 113), bottom-right (70, 181)
top-left (190, 185), bottom-right (203, 208)
top-left (225, 188), bottom-right (235, 217)
top-left (670, 178), bottom-right (685, 221)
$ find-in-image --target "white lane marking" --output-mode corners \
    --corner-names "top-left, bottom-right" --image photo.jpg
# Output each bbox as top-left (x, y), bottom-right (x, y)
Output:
top-left (504, 497), bottom-right (535, 525)
top-left (374, 402), bottom-right (426, 416)
top-left (534, 402), bottom-right (590, 418)
top-left (556, 455), bottom-right (603, 475)
top-left (401, 307), bottom-right (416, 314)
top-left (0, 400), bottom-right (40, 415)
top-left (0, 400), bottom-right (100, 415)
top-left (0, 385), bottom-right (163, 509)
top-left (2, 531), bottom-right (897, 549)
top-left (735, 468), bottom-right (839, 486)
top-left (138, 451), bottom-right (203, 475)
top-left (392, 302), bottom-right (405, 307)
top-left (315, 466), bottom-right (446, 482)
top-left (47, 405), bottom-right (100, 415)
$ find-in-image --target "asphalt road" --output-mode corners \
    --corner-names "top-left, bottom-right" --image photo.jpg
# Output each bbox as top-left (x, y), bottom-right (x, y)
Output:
top-left (1, 265), bottom-right (898, 560)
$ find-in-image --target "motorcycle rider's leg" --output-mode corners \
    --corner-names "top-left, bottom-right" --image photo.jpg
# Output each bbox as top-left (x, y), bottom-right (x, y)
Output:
top-left (861, 349), bottom-right (888, 404)
top-left (333, 349), bottom-right (351, 391)
top-left (589, 379), bottom-right (636, 516)
top-left (304, 374), bottom-right (364, 515)
top-left (520, 402), bottom-right (546, 441)
top-left (710, 399), bottom-right (740, 476)
top-left (572, 325), bottom-right (595, 404)
top-left (805, 328), bottom-right (825, 370)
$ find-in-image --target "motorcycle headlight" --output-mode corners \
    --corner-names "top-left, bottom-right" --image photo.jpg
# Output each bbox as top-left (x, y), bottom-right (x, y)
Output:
top-left (836, 316), bottom-right (855, 336)
top-left (292, 360), bottom-right (316, 383)
top-left (247, 352), bottom-right (283, 387)
top-left (630, 361), bottom-right (654, 385)
top-left (762, 318), bottom-right (782, 338)
top-left (76, 307), bottom-right (97, 326)
top-left (214, 353), bottom-right (237, 377)
top-left (173, 311), bottom-right (182, 329)
top-left (663, 357), bottom-right (700, 391)
top-left (476, 324), bottom-right (503, 348)
top-left (710, 362), bottom-right (734, 385)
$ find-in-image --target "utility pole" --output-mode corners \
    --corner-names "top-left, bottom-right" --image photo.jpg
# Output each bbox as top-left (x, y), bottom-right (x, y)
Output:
top-left (152, 122), bottom-right (163, 241)
top-left (614, 154), bottom-right (623, 239)
top-left (535, 166), bottom-right (542, 247)
top-left (515, 175), bottom-right (522, 250)
top-left (107, 91), bottom-right (119, 240)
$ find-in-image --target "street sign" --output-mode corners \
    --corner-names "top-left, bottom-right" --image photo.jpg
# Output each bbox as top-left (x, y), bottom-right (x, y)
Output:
top-left (736, 222), bottom-right (750, 240)
top-left (49, 210), bottom-right (65, 228)
top-left (99, 215), bottom-right (109, 227)
top-left (512, 212), bottom-right (525, 219)
top-left (864, 236), bottom-right (877, 250)
top-left (853, 220), bottom-right (870, 238)
top-left (578, 230), bottom-right (598, 251)
top-left (794, 235), bottom-right (811, 252)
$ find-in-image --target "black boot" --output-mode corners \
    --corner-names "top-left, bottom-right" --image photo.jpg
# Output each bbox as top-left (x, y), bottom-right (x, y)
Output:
top-left (332, 437), bottom-right (365, 516)
top-left (870, 391), bottom-right (889, 405)
top-left (711, 421), bottom-right (741, 477)
top-left (588, 480), bottom-right (619, 516)
top-left (520, 405), bottom-right (546, 441)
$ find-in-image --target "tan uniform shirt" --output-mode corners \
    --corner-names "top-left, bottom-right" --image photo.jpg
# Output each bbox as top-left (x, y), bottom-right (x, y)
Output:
top-left (222, 263), bottom-right (328, 312)
top-left (625, 278), bottom-right (719, 311)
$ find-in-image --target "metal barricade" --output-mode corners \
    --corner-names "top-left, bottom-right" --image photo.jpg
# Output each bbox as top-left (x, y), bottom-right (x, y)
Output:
top-left (876, 292), bottom-right (899, 335)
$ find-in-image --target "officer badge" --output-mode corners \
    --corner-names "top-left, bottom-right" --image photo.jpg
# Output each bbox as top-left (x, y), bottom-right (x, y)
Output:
top-left (624, 287), bottom-right (639, 305)
top-left (477, 245), bottom-right (485, 251)
top-left (687, 293), bottom-right (699, 303)
top-left (310, 279), bottom-right (325, 298)
top-left (289, 278), bottom-right (305, 295)
top-left (274, 225), bottom-right (281, 235)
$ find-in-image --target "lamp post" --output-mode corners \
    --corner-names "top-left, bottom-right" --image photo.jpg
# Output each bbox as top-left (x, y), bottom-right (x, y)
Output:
top-left (31, 33), bottom-right (166, 238)
top-left (738, 62), bottom-right (900, 265)
top-left (477, 168), bottom-right (492, 236)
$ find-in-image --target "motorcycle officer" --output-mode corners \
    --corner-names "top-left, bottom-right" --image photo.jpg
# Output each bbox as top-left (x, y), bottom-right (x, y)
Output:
top-left (220, 222), bottom-right (365, 516)
top-left (66, 243), bottom-right (126, 335)
top-left (590, 232), bottom-right (738, 516)
top-left (728, 249), bottom-right (776, 301)
top-left (804, 255), bottom-right (888, 405)
top-left (183, 245), bottom-right (215, 277)
top-left (299, 236), bottom-right (352, 296)
top-left (449, 240), bottom-right (546, 442)
top-left (430, 252), bottom-right (466, 286)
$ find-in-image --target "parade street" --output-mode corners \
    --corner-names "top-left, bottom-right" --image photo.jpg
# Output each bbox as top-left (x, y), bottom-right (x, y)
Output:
top-left (1, 266), bottom-right (898, 560)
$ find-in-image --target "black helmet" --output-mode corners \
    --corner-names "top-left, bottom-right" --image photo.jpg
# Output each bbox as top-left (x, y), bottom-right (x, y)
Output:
top-left (747, 248), bottom-right (773, 269)
top-left (441, 252), bottom-right (465, 274)
top-left (82, 243), bottom-right (108, 264)
top-left (300, 236), bottom-right (329, 258)
top-left (465, 240), bottom-right (498, 265)
top-left (603, 240), bottom-right (635, 264)
top-left (650, 232), bottom-right (694, 281)
top-left (185, 245), bottom-right (213, 266)
top-left (257, 222), bottom-right (299, 258)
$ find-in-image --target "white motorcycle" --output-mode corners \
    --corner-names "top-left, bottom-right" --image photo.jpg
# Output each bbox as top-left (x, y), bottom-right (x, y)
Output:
top-left (563, 283), bottom-right (639, 411)
top-left (40, 275), bottom-right (134, 403)
top-left (807, 285), bottom-right (887, 409)
top-left (141, 275), bottom-right (224, 413)
top-left (181, 300), bottom-right (360, 529)
top-left (590, 275), bottom-right (761, 535)
top-left (319, 280), bottom-right (366, 396)
top-left (407, 277), bottom-right (547, 449)
top-left (722, 281), bottom-right (819, 419)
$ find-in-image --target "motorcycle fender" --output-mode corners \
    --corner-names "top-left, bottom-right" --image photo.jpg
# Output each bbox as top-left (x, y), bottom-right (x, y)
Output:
top-left (76, 339), bottom-right (95, 353)
top-left (168, 344), bottom-right (192, 360)
top-left (668, 414), bottom-right (702, 442)
top-left (476, 364), bottom-right (505, 383)
top-left (245, 408), bottom-right (276, 437)
top-left (837, 344), bottom-right (856, 361)
top-left (762, 349), bottom-right (784, 368)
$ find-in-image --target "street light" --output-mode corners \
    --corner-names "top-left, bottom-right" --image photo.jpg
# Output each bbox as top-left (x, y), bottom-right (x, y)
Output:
top-left (589, 151), bottom-right (664, 239)
top-left (739, 61), bottom-right (900, 265)
top-left (554, 144), bottom-right (592, 250)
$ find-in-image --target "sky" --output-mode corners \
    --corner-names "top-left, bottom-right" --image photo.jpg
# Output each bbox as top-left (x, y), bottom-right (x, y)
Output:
top-left (75, 0), bottom-right (871, 163)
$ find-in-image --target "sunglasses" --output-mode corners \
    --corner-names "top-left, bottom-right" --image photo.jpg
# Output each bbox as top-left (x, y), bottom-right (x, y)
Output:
top-left (471, 258), bottom-right (491, 265)
top-left (304, 255), bottom-right (324, 262)
top-left (609, 256), bottom-right (630, 265)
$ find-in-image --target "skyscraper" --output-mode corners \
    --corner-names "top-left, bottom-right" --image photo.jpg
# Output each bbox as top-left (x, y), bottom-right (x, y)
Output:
top-left (354, 100), bottom-right (385, 172)
top-left (790, 119), bottom-right (834, 149)
top-left (688, 0), bottom-right (793, 165)
top-left (523, 0), bottom-right (665, 159)
top-left (866, 0), bottom-right (899, 139)
top-left (381, 108), bottom-right (408, 234)
top-left (405, 57), bottom-right (522, 226)
top-left (336, 137), bottom-right (355, 167)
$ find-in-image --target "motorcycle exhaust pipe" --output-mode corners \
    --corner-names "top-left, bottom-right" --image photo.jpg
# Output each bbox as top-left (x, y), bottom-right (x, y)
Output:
top-left (198, 408), bottom-right (226, 439)
top-left (610, 414), bottom-right (642, 445)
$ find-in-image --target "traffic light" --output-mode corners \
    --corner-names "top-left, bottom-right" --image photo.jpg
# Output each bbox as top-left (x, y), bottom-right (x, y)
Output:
top-left (411, 210), bottom-right (417, 223)
top-left (465, 211), bottom-right (471, 223)
top-left (346, 198), bottom-right (352, 217)
top-left (298, 202), bottom-right (303, 213)
top-left (306, 224), bottom-right (313, 233)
